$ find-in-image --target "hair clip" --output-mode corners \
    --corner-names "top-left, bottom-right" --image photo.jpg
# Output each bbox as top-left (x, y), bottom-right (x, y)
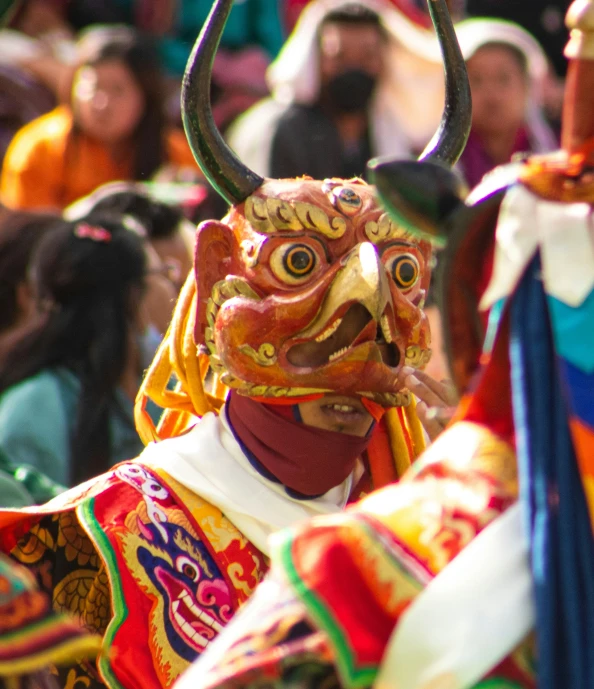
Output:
top-left (74, 223), bottom-right (112, 243)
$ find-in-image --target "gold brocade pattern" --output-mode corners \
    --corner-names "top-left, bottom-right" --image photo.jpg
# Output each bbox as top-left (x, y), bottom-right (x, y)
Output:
top-left (10, 513), bottom-right (109, 689)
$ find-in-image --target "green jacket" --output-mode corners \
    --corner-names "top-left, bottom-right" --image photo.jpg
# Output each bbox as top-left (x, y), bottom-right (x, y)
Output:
top-left (0, 368), bottom-right (145, 504)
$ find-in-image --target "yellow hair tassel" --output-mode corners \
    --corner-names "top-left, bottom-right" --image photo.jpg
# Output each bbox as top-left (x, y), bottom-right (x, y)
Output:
top-left (403, 396), bottom-right (427, 459)
top-left (135, 273), bottom-right (227, 445)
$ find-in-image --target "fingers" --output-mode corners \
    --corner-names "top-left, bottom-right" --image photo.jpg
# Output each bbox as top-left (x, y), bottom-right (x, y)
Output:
top-left (416, 401), bottom-right (456, 442)
top-left (402, 366), bottom-right (459, 407)
top-left (402, 366), bottom-right (458, 442)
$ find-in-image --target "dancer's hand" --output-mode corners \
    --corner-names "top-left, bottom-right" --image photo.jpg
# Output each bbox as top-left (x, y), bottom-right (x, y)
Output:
top-left (402, 366), bottom-right (458, 441)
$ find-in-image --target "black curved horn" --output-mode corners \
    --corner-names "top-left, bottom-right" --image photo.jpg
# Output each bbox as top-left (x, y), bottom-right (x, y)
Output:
top-left (419, 0), bottom-right (471, 166)
top-left (181, 0), bottom-right (264, 205)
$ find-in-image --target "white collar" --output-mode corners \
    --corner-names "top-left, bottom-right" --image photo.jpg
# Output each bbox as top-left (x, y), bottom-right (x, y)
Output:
top-left (139, 407), bottom-right (361, 555)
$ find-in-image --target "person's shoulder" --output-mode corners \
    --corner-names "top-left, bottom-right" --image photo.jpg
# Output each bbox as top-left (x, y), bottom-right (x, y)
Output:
top-left (0, 369), bottom-right (63, 404)
top-left (272, 104), bottom-right (331, 147)
top-left (275, 103), bottom-right (322, 128)
top-left (14, 105), bottom-right (71, 140)
top-left (228, 97), bottom-right (285, 140)
top-left (0, 369), bottom-right (72, 429)
top-left (4, 106), bottom-right (72, 163)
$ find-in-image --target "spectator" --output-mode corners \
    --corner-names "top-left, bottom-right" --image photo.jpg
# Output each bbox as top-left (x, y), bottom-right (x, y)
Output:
top-left (7, 1), bottom-right (73, 42)
top-left (284, 0), bottom-right (435, 35)
top-left (466, 0), bottom-right (570, 77)
top-left (63, 0), bottom-right (285, 78)
top-left (9, 0), bottom-right (285, 130)
top-left (0, 211), bottom-right (59, 357)
top-left (457, 18), bottom-right (557, 188)
top-left (0, 216), bottom-right (149, 501)
top-left (66, 182), bottom-right (194, 292)
top-left (65, 182), bottom-right (192, 334)
top-left (0, 25), bottom-right (198, 211)
top-left (229, 0), bottom-right (445, 179)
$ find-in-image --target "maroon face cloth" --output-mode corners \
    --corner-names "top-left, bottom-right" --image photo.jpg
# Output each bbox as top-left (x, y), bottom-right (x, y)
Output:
top-left (227, 392), bottom-right (371, 497)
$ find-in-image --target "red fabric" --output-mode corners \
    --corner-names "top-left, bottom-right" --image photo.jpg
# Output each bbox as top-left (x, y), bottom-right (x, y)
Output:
top-left (227, 392), bottom-right (371, 497)
top-left (289, 519), bottom-right (405, 669)
top-left (459, 312), bottom-right (515, 446)
top-left (361, 397), bottom-right (387, 423)
top-left (365, 417), bottom-right (399, 488)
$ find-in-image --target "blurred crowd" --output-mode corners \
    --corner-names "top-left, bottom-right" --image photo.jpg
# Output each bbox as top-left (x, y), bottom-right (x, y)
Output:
top-left (0, 0), bottom-right (570, 504)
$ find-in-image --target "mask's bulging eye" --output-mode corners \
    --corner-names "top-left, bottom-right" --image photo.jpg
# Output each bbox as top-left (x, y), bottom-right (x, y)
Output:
top-left (332, 187), bottom-right (362, 216)
top-left (271, 243), bottom-right (318, 284)
top-left (284, 246), bottom-right (315, 276)
top-left (388, 254), bottom-right (420, 290)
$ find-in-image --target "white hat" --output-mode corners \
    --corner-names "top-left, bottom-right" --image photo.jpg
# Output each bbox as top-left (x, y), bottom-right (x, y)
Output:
top-left (455, 18), bottom-right (549, 85)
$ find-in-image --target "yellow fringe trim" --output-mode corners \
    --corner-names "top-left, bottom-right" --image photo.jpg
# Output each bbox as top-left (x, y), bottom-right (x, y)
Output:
top-left (384, 397), bottom-right (426, 480)
top-left (135, 273), bottom-right (226, 445)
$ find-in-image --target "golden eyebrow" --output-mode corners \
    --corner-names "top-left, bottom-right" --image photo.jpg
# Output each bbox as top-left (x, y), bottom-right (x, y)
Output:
top-left (245, 196), bottom-right (347, 239)
top-left (364, 213), bottom-right (416, 245)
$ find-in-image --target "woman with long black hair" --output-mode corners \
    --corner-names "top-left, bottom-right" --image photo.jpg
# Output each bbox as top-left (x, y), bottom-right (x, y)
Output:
top-left (0, 215), bottom-right (149, 501)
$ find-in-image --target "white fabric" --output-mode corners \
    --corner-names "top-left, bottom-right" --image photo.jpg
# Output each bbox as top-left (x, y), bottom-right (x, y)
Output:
top-left (267, 0), bottom-right (442, 107)
top-left (0, 29), bottom-right (77, 65)
top-left (139, 407), bottom-right (360, 556)
top-left (227, 99), bottom-right (287, 178)
top-left (0, 30), bottom-right (44, 64)
top-left (456, 18), bottom-right (557, 155)
top-left (456, 19), bottom-right (548, 85)
top-left (374, 502), bottom-right (534, 689)
top-left (479, 184), bottom-right (540, 310)
top-left (540, 200), bottom-right (594, 307)
top-left (228, 0), bottom-right (445, 175)
top-left (480, 184), bottom-right (594, 310)
top-left (176, 578), bottom-right (285, 689)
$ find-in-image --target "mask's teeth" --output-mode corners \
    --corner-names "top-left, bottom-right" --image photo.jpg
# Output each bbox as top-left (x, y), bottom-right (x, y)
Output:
top-left (315, 317), bottom-right (343, 343)
top-left (380, 314), bottom-right (393, 344)
top-left (328, 346), bottom-right (349, 362)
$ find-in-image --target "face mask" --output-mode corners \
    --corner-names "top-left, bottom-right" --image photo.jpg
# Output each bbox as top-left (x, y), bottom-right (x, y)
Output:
top-left (137, 324), bottom-right (163, 372)
top-left (325, 69), bottom-right (377, 113)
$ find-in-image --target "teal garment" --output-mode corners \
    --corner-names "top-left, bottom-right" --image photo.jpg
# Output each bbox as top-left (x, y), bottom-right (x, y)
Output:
top-left (0, 462), bottom-right (34, 507)
top-left (115, 0), bottom-right (284, 76)
top-left (0, 368), bottom-right (145, 503)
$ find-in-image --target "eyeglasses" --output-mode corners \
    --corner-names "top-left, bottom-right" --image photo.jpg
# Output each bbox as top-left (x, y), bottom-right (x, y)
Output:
top-left (147, 258), bottom-right (183, 287)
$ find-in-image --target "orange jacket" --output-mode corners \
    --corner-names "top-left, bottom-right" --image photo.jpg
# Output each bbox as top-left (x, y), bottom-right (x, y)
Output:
top-left (0, 105), bottom-right (198, 210)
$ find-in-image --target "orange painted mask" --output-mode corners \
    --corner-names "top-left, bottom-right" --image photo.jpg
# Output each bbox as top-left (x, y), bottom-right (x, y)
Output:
top-left (193, 177), bottom-right (433, 406)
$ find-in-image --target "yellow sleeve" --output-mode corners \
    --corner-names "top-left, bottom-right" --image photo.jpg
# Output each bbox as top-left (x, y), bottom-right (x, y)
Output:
top-left (165, 128), bottom-right (201, 170)
top-left (0, 115), bottom-right (66, 211)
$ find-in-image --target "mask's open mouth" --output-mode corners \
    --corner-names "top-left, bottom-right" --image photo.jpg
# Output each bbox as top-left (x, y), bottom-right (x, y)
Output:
top-left (286, 302), bottom-right (401, 369)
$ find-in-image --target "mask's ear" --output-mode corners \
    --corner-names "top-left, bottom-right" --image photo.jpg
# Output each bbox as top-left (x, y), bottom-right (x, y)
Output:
top-left (193, 220), bottom-right (236, 345)
top-left (368, 159), bottom-right (467, 247)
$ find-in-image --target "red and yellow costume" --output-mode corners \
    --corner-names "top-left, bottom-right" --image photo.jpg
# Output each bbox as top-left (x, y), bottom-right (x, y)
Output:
top-left (0, 0), bottom-right (470, 687)
top-left (177, 3), bottom-right (594, 689)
